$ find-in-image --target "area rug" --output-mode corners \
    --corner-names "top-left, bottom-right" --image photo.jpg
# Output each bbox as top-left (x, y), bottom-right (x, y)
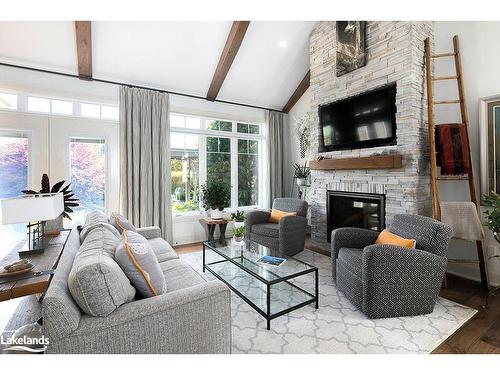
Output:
top-left (180, 249), bottom-right (477, 354)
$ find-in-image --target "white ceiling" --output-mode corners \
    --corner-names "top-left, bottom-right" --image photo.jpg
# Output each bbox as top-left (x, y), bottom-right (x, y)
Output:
top-left (0, 21), bottom-right (315, 110)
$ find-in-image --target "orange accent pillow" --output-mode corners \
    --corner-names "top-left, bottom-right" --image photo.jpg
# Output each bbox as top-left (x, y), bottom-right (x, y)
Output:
top-left (375, 229), bottom-right (416, 249)
top-left (268, 209), bottom-right (296, 223)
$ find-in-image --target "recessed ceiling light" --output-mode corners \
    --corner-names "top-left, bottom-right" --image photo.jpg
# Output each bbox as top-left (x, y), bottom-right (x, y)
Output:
top-left (278, 40), bottom-right (287, 49)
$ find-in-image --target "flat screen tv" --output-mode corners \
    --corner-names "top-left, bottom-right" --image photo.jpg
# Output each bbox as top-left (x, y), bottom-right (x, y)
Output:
top-left (318, 83), bottom-right (397, 152)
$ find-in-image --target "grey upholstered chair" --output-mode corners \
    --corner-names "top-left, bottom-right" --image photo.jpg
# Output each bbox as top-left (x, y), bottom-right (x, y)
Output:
top-left (245, 198), bottom-right (308, 256)
top-left (331, 214), bottom-right (453, 319)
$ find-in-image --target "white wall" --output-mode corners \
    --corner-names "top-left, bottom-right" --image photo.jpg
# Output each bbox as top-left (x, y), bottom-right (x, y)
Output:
top-left (433, 21), bottom-right (500, 284)
top-left (283, 21), bottom-right (500, 284)
top-left (0, 65), bottom-right (266, 246)
top-left (284, 87), bottom-right (311, 198)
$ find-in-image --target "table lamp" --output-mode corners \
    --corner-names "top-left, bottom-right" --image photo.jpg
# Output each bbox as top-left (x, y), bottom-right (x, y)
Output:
top-left (0, 193), bottom-right (64, 254)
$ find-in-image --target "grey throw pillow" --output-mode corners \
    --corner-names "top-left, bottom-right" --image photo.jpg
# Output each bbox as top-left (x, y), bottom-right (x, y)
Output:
top-left (115, 230), bottom-right (166, 298)
top-left (110, 212), bottom-right (137, 234)
top-left (69, 225), bottom-right (136, 317)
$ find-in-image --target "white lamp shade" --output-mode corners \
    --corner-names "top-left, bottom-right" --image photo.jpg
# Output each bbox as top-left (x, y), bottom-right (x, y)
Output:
top-left (0, 193), bottom-right (64, 224)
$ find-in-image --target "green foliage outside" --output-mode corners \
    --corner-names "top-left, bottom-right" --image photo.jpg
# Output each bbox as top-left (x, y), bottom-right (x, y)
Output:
top-left (481, 191), bottom-right (500, 232)
top-left (171, 154), bottom-right (199, 213)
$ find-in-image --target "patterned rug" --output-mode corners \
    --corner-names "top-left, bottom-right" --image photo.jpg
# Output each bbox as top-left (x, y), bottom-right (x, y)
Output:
top-left (180, 248), bottom-right (477, 354)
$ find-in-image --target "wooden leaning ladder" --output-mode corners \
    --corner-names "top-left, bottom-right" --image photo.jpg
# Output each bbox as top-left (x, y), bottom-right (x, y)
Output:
top-left (424, 35), bottom-right (488, 290)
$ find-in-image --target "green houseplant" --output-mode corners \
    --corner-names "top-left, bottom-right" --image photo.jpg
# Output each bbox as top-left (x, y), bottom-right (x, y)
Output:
top-left (481, 191), bottom-right (500, 244)
top-left (231, 210), bottom-right (245, 228)
top-left (293, 162), bottom-right (310, 186)
top-left (200, 180), bottom-right (230, 219)
top-left (233, 225), bottom-right (245, 242)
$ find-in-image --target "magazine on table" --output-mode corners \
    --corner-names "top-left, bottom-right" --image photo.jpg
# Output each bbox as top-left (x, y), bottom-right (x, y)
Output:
top-left (256, 255), bottom-right (287, 267)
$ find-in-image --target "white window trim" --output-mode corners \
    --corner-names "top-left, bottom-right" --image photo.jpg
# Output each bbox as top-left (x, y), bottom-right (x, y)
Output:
top-left (170, 112), bottom-right (265, 218)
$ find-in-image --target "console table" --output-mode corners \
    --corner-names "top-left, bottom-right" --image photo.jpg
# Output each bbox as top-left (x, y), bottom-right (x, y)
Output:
top-left (0, 229), bottom-right (71, 302)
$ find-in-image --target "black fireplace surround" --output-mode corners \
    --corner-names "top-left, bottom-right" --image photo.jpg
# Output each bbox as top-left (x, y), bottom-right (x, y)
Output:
top-left (326, 190), bottom-right (386, 243)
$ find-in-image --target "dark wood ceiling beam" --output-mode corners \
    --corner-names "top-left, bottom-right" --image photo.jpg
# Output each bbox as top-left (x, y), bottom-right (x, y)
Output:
top-left (206, 21), bottom-right (250, 101)
top-left (74, 21), bottom-right (92, 79)
top-left (282, 70), bottom-right (310, 113)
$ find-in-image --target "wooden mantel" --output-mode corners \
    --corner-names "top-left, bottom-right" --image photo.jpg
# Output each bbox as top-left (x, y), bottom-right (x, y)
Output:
top-left (309, 154), bottom-right (403, 171)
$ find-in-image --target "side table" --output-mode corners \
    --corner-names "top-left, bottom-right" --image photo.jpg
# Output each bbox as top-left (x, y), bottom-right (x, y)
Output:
top-left (201, 217), bottom-right (229, 241)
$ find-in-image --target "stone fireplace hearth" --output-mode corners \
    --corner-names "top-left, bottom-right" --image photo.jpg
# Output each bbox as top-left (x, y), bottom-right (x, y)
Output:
top-left (308, 21), bottom-right (434, 252)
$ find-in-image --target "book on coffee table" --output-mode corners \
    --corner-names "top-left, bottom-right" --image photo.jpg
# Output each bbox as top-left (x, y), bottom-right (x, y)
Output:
top-left (256, 255), bottom-right (286, 267)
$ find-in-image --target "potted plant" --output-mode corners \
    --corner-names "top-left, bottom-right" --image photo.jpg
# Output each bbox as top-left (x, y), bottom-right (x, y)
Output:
top-left (200, 180), bottom-right (230, 219)
top-left (22, 174), bottom-right (79, 235)
top-left (293, 162), bottom-right (310, 186)
top-left (231, 210), bottom-right (245, 228)
top-left (481, 191), bottom-right (500, 244)
top-left (233, 226), bottom-right (245, 242)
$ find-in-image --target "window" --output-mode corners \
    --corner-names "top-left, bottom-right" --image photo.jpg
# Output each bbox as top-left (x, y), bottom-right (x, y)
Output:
top-left (237, 122), bottom-right (260, 134)
top-left (0, 132), bottom-right (29, 198)
top-left (1, 90), bottom-right (120, 122)
top-left (101, 105), bottom-right (119, 120)
top-left (0, 92), bottom-right (17, 110)
top-left (207, 136), bottom-right (231, 188)
top-left (81, 103), bottom-right (101, 118)
top-left (170, 113), bottom-right (263, 215)
top-left (206, 119), bottom-right (232, 132)
top-left (238, 139), bottom-right (259, 206)
top-left (171, 133), bottom-right (200, 213)
top-left (28, 96), bottom-right (50, 113)
top-left (0, 132), bottom-right (29, 257)
top-left (51, 99), bottom-right (73, 115)
top-left (69, 137), bottom-right (106, 215)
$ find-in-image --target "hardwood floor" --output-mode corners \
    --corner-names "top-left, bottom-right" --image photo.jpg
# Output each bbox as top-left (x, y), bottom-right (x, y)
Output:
top-left (433, 274), bottom-right (500, 354)
top-left (174, 240), bottom-right (500, 354)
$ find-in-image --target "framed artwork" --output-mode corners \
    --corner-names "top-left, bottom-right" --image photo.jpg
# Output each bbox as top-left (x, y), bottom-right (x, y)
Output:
top-left (336, 21), bottom-right (367, 77)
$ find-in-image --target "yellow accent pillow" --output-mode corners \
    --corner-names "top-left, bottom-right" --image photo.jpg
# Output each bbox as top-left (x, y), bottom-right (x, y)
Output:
top-left (268, 209), bottom-right (297, 224)
top-left (375, 229), bottom-right (416, 249)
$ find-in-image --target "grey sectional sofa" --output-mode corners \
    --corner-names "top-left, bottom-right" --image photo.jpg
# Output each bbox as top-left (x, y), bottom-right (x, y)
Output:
top-left (42, 224), bottom-right (231, 354)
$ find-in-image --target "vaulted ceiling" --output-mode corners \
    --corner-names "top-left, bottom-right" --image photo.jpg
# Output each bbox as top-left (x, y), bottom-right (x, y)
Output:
top-left (0, 21), bottom-right (315, 111)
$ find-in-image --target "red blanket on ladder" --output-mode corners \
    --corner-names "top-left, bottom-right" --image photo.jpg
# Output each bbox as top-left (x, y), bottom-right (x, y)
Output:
top-left (435, 123), bottom-right (471, 175)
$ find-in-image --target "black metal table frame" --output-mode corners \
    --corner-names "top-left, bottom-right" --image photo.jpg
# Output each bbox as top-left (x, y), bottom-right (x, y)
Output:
top-left (202, 241), bottom-right (319, 330)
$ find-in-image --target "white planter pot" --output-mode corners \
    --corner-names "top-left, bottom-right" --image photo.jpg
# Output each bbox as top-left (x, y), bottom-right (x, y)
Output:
top-left (234, 221), bottom-right (245, 228)
top-left (233, 236), bottom-right (244, 243)
top-left (296, 178), bottom-right (308, 186)
top-left (210, 209), bottom-right (223, 219)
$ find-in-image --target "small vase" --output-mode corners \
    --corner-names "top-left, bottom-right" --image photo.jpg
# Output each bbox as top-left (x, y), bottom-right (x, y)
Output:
top-left (211, 209), bottom-right (223, 219)
top-left (44, 214), bottom-right (64, 236)
top-left (234, 221), bottom-right (244, 228)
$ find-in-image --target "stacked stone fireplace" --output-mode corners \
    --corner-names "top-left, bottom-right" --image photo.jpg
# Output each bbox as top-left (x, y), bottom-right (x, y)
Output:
top-left (308, 21), bottom-right (434, 252)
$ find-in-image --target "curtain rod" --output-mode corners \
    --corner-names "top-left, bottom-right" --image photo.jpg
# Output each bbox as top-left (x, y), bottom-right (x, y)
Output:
top-left (0, 61), bottom-right (285, 114)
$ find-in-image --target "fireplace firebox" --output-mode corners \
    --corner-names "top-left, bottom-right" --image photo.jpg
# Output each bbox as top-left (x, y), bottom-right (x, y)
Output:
top-left (326, 190), bottom-right (385, 242)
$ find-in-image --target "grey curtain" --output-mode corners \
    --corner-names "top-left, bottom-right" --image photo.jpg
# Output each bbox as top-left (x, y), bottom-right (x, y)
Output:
top-left (266, 110), bottom-right (285, 206)
top-left (119, 86), bottom-right (172, 242)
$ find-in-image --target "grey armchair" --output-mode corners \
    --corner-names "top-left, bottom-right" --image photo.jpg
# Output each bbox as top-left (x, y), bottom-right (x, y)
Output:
top-left (331, 214), bottom-right (453, 319)
top-left (245, 198), bottom-right (308, 256)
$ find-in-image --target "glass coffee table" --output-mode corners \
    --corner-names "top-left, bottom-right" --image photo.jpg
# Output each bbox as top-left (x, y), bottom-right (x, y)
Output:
top-left (203, 238), bottom-right (318, 330)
